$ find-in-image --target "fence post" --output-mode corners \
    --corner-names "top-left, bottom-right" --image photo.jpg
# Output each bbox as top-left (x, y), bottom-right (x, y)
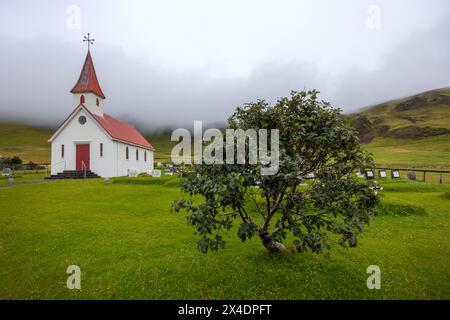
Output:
top-left (423, 171), bottom-right (426, 183)
top-left (440, 171), bottom-right (443, 185)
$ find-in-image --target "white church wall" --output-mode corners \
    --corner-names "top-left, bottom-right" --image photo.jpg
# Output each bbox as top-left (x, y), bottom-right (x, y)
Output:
top-left (115, 141), bottom-right (154, 177)
top-left (51, 108), bottom-right (114, 176)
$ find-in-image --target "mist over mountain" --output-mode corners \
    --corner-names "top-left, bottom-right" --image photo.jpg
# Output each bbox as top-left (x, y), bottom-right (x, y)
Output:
top-left (1, 1), bottom-right (450, 132)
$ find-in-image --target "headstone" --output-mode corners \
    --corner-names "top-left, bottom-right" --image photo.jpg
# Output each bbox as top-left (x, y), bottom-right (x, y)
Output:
top-left (378, 170), bottom-right (387, 178)
top-left (356, 172), bottom-right (364, 178)
top-left (127, 170), bottom-right (139, 177)
top-left (407, 170), bottom-right (416, 181)
top-left (104, 178), bottom-right (110, 185)
top-left (151, 170), bottom-right (162, 178)
top-left (365, 171), bottom-right (375, 180)
top-left (165, 171), bottom-right (173, 176)
top-left (157, 162), bottom-right (163, 167)
top-left (369, 181), bottom-right (383, 195)
top-left (391, 170), bottom-right (400, 179)
top-left (8, 176), bottom-right (14, 183)
top-left (2, 168), bottom-right (12, 177)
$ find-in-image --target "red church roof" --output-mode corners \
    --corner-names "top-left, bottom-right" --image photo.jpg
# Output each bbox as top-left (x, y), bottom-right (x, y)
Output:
top-left (91, 112), bottom-right (153, 150)
top-left (70, 50), bottom-right (106, 99)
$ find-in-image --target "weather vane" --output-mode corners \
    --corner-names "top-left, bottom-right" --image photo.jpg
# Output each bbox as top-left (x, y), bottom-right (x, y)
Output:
top-left (83, 33), bottom-right (95, 51)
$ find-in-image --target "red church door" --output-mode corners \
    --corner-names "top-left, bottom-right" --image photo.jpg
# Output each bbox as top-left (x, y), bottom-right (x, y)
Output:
top-left (76, 144), bottom-right (90, 171)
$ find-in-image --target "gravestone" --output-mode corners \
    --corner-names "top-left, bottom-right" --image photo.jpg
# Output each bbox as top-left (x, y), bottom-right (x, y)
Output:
top-left (127, 170), bottom-right (139, 177)
top-left (391, 170), bottom-right (400, 179)
top-left (356, 172), bottom-right (364, 178)
top-left (151, 170), bottom-right (162, 178)
top-left (369, 181), bottom-right (384, 195)
top-left (407, 170), bottom-right (416, 181)
top-left (2, 168), bottom-right (12, 177)
top-left (104, 178), bottom-right (110, 185)
top-left (378, 170), bottom-right (387, 178)
top-left (365, 171), bottom-right (375, 180)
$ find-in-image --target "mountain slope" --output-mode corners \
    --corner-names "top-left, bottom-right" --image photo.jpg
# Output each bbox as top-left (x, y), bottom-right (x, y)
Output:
top-left (351, 87), bottom-right (450, 169)
top-left (351, 87), bottom-right (450, 143)
top-left (0, 123), bottom-right (52, 162)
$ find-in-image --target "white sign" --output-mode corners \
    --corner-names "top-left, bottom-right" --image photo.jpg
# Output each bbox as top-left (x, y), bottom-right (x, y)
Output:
top-left (379, 171), bottom-right (387, 178)
top-left (392, 171), bottom-right (400, 178)
top-left (152, 170), bottom-right (162, 178)
top-left (366, 171), bottom-right (374, 177)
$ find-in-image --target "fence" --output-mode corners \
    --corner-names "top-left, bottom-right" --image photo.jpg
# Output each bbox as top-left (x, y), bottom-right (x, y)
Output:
top-left (1, 163), bottom-right (50, 175)
top-left (370, 167), bottom-right (450, 184)
top-left (2, 162), bottom-right (450, 185)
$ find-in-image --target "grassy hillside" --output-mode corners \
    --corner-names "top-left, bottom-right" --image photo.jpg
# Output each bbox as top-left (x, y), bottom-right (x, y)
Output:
top-left (351, 87), bottom-right (450, 169)
top-left (351, 87), bottom-right (450, 140)
top-left (0, 122), bottom-right (52, 163)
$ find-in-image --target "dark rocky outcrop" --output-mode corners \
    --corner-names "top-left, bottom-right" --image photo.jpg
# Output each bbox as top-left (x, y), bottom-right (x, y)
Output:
top-left (395, 96), bottom-right (427, 112)
top-left (387, 126), bottom-right (450, 139)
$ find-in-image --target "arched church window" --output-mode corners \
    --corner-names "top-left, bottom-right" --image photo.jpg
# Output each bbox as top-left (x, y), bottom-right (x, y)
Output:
top-left (126, 147), bottom-right (129, 160)
top-left (96, 98), bottom-right (100, 106)
top-left (144, 151), bottom-right (147, 162)
top-left (136, 149), bottom-right (139, 161)
top-left (61, 144), bottom-right (64, 158)
top-left (80, 95), bottom-right (85, 104)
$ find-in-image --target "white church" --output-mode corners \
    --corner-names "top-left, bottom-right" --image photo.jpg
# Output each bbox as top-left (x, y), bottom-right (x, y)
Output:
top-left (48, 45), bottom-right (154, 178)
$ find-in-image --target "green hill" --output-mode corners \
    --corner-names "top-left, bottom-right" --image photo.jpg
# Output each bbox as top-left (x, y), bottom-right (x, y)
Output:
top-left (0, 123), bottom-right (52, 163)
top-left (351, 87), bottom-right (450, 169)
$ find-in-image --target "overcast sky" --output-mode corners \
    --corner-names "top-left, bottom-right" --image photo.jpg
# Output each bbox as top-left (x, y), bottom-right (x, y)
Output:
top-left (0, 0), bottom-right (449, 131)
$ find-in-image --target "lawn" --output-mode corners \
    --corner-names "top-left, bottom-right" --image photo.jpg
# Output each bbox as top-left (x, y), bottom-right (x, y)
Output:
top-left (365, 135), bottom-right (450, 170)
top-left (0, 175), bottom-right (449, 299)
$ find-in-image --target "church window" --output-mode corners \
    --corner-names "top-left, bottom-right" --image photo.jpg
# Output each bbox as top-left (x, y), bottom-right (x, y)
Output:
top-left (126, 147), bottom-right (129, 160)
top-left (80, 95), bottom-right (85, 104)
top-left (136, 149), bottom-right (139, 161)
top-left (61, 144), bottom-right (64, 158)
top-left (100, 143), bottom-right (103, 157)
top-left (96, 98), bottom-right (100, 106)
top-left (78, 115), bottom-right (86, 125)
top-left (144, 151), bottom-right (147, 162)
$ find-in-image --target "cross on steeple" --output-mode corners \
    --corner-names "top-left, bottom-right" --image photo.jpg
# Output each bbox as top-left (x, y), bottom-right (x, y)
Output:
top-left (83, 33), bottom-right (95, 51)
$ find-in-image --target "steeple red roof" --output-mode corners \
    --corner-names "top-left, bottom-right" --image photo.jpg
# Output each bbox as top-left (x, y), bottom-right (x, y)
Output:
top-left (70, 50), bottom-right (106, 99)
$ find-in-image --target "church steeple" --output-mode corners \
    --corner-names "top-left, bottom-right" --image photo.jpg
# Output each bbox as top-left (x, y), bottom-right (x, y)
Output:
top-left (71, 34), bottom-right (105, 117)
top-left (70, 50), bottom-right (105, 99)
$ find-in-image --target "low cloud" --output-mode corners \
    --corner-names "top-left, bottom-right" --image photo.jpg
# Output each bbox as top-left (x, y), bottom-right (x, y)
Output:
top-left (0, 10), bottom-right (449, 132)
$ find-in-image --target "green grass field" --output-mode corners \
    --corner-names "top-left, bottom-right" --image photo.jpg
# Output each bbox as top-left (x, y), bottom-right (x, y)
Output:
top-left (0, 175), bottom-right (449, 299)
top-left (365, 135), bottom-right (450, 170)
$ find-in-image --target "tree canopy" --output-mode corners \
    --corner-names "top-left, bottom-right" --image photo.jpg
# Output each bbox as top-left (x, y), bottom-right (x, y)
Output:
top-left (172, 90), bottom-right (379, 254)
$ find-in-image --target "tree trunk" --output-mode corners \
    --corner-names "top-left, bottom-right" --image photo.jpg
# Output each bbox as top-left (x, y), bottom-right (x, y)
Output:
top-left (260, 233), bottom-right (286, 253)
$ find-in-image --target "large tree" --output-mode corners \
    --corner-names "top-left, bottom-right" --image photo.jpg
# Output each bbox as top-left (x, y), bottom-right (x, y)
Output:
top-left (173, 90), bottom-right (379, 254)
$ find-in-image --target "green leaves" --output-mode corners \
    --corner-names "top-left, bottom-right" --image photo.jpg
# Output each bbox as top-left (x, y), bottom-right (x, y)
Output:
top-left (237, 222), bottom-right (257, 242)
